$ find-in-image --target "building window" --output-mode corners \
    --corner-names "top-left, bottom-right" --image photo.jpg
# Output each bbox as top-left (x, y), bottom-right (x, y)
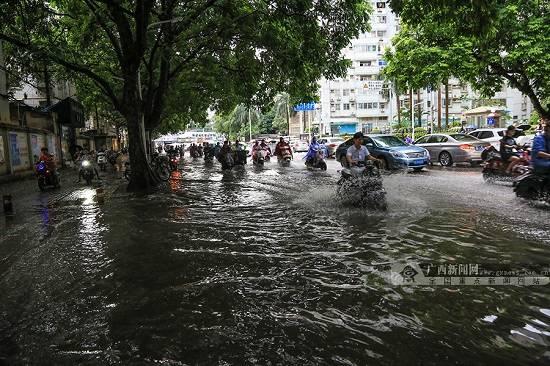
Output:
top-left (377, 16), bottom-right (386, 24)
top-left (379, 103), bottom-right (386, 109)
top-left (359, 60), bottom-right (372, 66)
top-left (355, 45), bottom-right (378, 52)
top-left (343, 103), bottom-right (350, 110)
top-left (358, 103), bottom-right (367, 109)
top-left (343, 89), bottom-right (350, 96)
top-left (376, 2), bottom-right (386, 9)
top-left (376, 30), bottom-right (386, 37)
top-left (335, 104), bottom-right (341, 111)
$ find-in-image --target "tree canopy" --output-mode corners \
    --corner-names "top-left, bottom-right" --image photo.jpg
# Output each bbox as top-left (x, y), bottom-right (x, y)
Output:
top-left (385, 0), bottom-right (550, 118)
top-left (0, 0), bottom-right (372, 191)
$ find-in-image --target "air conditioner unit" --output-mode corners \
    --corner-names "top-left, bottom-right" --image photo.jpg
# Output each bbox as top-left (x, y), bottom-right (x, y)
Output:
top-left (349, 96), bottom-right (356, 101)
top-left (380, 109), bottom-right (386, 113)
top-left (330, 107), bottom-right (336, 112)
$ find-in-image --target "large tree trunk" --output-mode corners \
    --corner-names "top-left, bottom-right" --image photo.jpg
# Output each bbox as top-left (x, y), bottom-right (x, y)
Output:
top-left (124, 105), bottom-right (160, 193)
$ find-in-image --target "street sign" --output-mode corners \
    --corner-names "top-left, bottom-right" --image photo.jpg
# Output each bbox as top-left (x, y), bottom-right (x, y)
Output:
top-left (293, 102), bottom-right (316, 111)
top-left (487, 116), bottom-right (495, 126)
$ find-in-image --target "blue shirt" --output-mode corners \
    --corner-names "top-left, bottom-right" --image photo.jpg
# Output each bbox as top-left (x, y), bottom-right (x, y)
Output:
top-left (532, 134), bottom-right (550, 168)
top-left (346, 145), bottom-right (370, 162)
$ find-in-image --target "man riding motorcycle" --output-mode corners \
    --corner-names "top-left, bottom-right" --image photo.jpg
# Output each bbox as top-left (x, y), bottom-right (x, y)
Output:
top-left (274, 137), bottom-right (293, 161)
top-left (251, 141), bottom-right (264, 161)
top-left (346, 132), bottom-right (381, 167)
top-left (532, 121), bottom-right (550, 175)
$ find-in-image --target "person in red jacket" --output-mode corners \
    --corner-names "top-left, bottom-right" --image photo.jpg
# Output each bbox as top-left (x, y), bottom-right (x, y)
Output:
top-left (38, 147), bottom-right (56, 173)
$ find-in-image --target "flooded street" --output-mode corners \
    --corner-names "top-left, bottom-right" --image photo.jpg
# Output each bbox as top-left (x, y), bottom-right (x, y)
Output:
top-left (1, 157), bottom-right (550, 365)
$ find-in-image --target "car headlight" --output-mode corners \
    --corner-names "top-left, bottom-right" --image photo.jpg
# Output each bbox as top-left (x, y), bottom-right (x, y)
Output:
top-left (391, 151), bottom-right (405, 158)
top-left (82, 160), bottom-right (91, 167)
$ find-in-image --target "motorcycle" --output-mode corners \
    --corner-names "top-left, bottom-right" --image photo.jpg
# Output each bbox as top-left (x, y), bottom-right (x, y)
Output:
top-left (204, 147), bottom-right (215, 163)
top-left (514, 170), bottom-right (550, 202)
top-left (35, 160), bottom-right (60, 191)
top-left (481, 145), bottom-right (530, 182)
top-left (305, 146), bottom-right (327, 170)
top-left (80, 159), bottom-right (95, 185)
top-left (234, 149), bottom-right (248, 165)
top-left (336, 161), bottom-right (387, 210)
top-left (219, 152), bottom-right (234, 170)
top-left (168, 154), bottom-right (179, 172)
top-left (277, 147), bottom-right (293, 167)
top-left (253, 149), bottom-right (267, 166)
top-left (97, 152), bottom-right (108, 171)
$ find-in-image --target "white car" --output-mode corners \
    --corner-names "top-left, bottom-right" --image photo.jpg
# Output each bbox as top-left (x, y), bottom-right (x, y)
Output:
top-left (292, 140), bottom-right (309, 152)
top-left (319, 137), bottom-right (346, 157)
top-left (468, 126), bottom-right (533, 149)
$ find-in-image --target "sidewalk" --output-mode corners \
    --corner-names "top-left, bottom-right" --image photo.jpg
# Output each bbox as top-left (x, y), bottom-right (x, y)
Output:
top-left (0, 170), bottom-right (36, 185)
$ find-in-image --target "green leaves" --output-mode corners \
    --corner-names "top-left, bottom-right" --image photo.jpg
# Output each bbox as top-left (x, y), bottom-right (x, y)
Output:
top-left (386, 0), bottom-right (550, 118)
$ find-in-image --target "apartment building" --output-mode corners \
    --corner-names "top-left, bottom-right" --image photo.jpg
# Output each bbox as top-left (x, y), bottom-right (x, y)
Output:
top-left (319, 1), bottom-right (533, 135)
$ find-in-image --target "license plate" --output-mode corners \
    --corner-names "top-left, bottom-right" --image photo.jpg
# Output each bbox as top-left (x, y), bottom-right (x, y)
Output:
top-left (413, 159), bottom-right (425, 165)
top-left (475, 146), bottom-right (484, 151)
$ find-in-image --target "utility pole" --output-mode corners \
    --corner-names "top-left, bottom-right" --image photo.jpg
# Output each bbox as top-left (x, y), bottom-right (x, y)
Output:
top-left (437, 86), bottom-right (442, 130)
top-left (248, 108), bottom-right (252, 141)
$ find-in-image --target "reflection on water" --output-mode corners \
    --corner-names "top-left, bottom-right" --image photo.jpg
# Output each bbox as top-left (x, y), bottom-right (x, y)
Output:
top-left (0, 157), bottom-right (550, 365)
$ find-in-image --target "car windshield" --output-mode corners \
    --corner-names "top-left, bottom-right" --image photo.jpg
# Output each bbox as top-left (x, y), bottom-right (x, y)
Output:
top-left (372, 136), bottom-right (406, 147)
top-left (450, 134), bottom-right (478, 141)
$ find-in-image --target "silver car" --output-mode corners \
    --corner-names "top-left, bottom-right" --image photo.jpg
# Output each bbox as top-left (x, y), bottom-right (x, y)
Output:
top-left (414, 134), bottom-right (490, 166)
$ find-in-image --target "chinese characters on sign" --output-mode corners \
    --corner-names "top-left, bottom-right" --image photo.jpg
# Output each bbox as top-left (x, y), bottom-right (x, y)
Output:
top-left (388, 263), bottom-right (550, 286)
top-left (293, 102), bottom-right (316, 112)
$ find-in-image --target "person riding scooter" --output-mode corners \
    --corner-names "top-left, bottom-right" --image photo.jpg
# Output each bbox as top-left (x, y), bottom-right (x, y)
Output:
top-left (500, 125), bottom-right (524, 174)
top-left (274, 137), bottom-right (293, 161)
top-left (532, 121), bottom-right (550, 175)
top-left (304, 137), bottom-right (320, 165)
top-left (346, 132), bottom-right (381, 167)
top-left (76, 150), bottom-right (101, 182)
top-left (39, 147), bottom-right (56, 174)
top-left (260, 139), bottom-right (272, 160)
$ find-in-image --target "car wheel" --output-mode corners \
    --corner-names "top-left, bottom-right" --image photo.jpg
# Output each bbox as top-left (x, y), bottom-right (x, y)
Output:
top-left (439, 151), bottom-right (453, 167)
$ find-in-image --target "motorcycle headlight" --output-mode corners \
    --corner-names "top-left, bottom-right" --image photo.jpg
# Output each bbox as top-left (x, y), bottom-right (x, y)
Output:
top-left (82, 160), bottom-right (91, 167)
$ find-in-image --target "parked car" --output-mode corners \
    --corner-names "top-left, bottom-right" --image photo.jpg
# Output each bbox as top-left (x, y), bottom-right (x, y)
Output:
top-left (468, 125), bottom-right (532, 149)
top-left (335, 134), bottom-right (430, 171)
top-left (292, 139), bottom-right (309, 152)
top-left (319, 137), bottom-right (345, 158)
top-left (414, 134), bottom-right (490, 166)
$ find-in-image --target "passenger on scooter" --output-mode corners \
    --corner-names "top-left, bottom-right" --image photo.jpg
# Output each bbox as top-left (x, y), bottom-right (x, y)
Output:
top-left (346, 132), bottom-right (380, 167)
top-left (275, 137), bottom-right (293, 160)
top-left (500, 125), bottom-right (522, 174)
top-left (39, 147), bottom-right (56, 173)
top-left (251, 141), bottom-right (262, 160)
top-left (532, 121), bottom-right (550, 175)
top-left (260, 139), bottom-right (271, 158)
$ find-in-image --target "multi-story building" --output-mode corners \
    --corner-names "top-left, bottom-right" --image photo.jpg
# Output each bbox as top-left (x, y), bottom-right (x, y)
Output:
top-left (319, 1), bottom-right (533, 135)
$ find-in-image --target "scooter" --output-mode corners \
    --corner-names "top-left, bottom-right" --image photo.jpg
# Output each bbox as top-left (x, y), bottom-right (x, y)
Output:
top-left (336, 161), bottom-right (387, 210)
top-left (514, 170), bottom-right (550, 202)
top-left (168, 154), bottom-right (179, 172)
top-left (80, 159), bottom-right (95, 185)
top-left (481, 145), bottom-right (530, 182)
top-left (234, 149), bottom-right (248, 165)
top-left (253, 149), bottom-right (267, 166)
top-left (277, 147), bottom-right (293, 167)
top-left (305, 147), bottom-right (327, 170)
top-left (35, 160), bottom-right (60, 191)
top-left (97, 151), bottom-right (108, 171)
top-left (219, 152), bottom-right (234, 170)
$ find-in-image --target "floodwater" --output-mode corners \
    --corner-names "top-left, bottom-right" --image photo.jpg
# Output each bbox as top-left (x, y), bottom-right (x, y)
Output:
top-left (1, 157), bottom-right (550, 365)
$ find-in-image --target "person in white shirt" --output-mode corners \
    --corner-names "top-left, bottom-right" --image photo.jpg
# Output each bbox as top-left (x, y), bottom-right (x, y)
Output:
top-left (346, 132), bottom-right (381, 167)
